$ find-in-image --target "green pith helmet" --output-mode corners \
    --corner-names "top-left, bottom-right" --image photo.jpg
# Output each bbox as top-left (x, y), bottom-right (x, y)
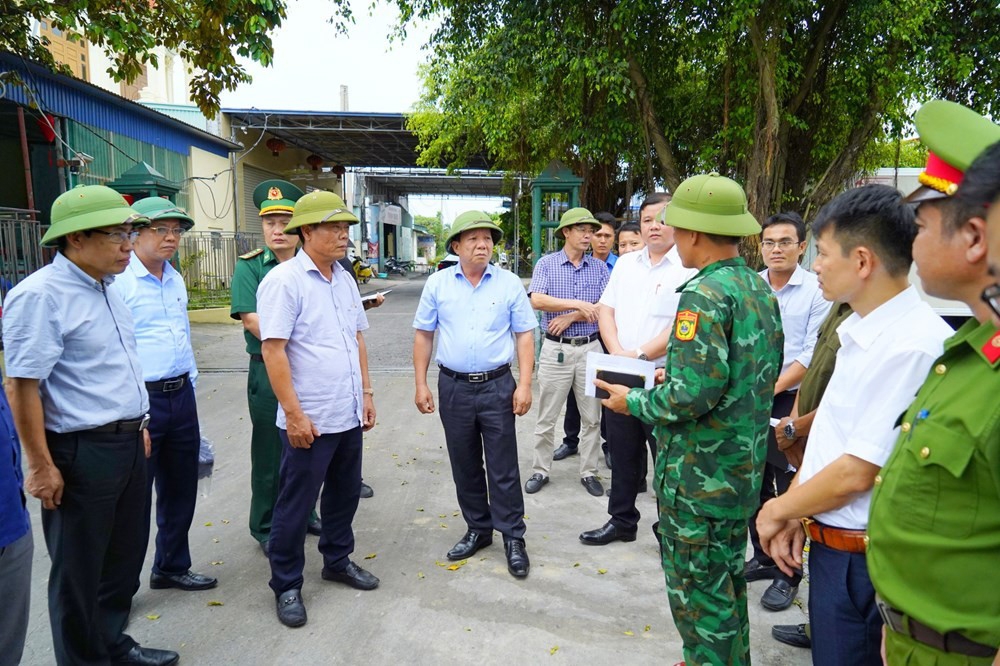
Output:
top-left (661, 173), bottom-right (760, 236)
top-left (41, 185), bottom-right (148, 247)
top-left (554, 207), bottom-right (601, 237)
top-left (254, 179), bottom-right (305, 216)
top-left (131, 196), bottom-right (195, 230)
top-left (446, 210), bottom-right (503, 250)
top-left (283, 190), bottom-right (359, 234)
top-left (906, 100), bottom-right (1000, 203)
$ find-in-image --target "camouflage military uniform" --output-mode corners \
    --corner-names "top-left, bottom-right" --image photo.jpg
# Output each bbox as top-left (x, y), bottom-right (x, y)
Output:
top-left (627, 257), bottom-right (783, 666)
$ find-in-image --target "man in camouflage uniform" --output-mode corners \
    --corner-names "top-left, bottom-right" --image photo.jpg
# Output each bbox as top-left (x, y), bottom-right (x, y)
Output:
top-left (598, 173), bottom-right (782, 666)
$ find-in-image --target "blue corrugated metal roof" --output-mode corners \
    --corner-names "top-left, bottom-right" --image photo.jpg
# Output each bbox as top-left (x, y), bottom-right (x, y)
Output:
top-left (0, 53), bottom-right (240, 157)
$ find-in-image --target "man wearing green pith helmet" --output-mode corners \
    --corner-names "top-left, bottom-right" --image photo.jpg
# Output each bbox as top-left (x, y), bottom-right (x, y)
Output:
top-left (598, 173), bottom-right (783, 666)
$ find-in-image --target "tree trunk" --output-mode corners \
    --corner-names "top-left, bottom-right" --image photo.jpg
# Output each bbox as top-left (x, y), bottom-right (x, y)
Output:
top-left (625, 52), bottom-right (681, 192)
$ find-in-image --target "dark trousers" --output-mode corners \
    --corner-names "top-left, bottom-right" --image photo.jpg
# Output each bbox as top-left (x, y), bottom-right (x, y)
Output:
top-left (605, 409), bottom-right (656, 531)
top-left (269, 427), bottom-right (363, 595)
top-left (809, 542), bottom-right (882, 666)
top-left (141, 380), bottom-right (200, 577)
top-left (437, 371), bottom-right (526, 540)
top-left (563, 391), bottom-right (609, 453)
top-left (0, 528), bottom-right (32, 666)
top-left (43, 428), bottom-right (147, 664)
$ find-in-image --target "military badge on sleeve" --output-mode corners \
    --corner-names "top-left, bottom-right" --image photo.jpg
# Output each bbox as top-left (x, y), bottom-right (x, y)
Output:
top-left (675, 310), bottom-right (699, 341)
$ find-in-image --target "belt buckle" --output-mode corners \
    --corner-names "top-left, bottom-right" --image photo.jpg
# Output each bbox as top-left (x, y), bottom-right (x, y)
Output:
top-left (139, 414), bottom-right (151, 431)
top-left (876, 600), bottom-right (902, 634)
top-left (569, 337), bottom-right (584, 346)
top-left (467, 372), bottom-right (486, 383)
top-left (163, 377), bottom-right (184, 391)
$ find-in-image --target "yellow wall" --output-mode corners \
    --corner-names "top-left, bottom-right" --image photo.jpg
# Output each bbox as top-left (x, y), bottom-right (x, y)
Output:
top-left (188, 147), bottom-right (237, 231)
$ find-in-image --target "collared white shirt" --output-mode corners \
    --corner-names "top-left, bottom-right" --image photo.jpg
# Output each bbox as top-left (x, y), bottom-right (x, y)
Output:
top-left (599, 246), bottom-right (697, 365)
top-left (798, 286), bottom-right (952, 529)
top-left (257, 251), bottom-right (369, 434)
top-left (112, 253), bottom-right (198, 383)
top-left (759, 264), bottom-right (831, 381)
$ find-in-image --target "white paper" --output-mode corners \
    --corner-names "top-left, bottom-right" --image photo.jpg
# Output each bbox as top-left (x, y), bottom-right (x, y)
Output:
top-left (769, 418), bottom-right (781, 428)
top-left (361, 289), bottom-right (391, 303)
top-left (585, 352), bottom-right (656, 398)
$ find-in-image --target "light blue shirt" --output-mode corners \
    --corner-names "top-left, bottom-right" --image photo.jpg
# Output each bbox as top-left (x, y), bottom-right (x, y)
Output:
top-left (257, 251), bottom-right (368, 434)
top-left (759, 264), bottom-right (832, 379)
top-left (2, 252), bottom-right (149, 432)
top-left (413, 263), bottom-right (537, 373)
top-left (111, 253), bottom-right (198, 383)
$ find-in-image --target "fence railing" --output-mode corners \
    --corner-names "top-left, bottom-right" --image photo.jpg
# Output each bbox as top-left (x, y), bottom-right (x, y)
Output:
top-left (0, 208), bottom-right (47, 303)
top-left (178, 231), bottom-right (263, 308)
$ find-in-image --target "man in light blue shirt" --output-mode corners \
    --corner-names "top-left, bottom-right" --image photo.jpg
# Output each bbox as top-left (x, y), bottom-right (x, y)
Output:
top-left (413, 211), bottom-right (537, 578)
top-left (3, 185), bottom-right (178, 666)
top-left (257, 191), bottom-right (378, 628)
top-left (113, 196), bottom-right (217, 595)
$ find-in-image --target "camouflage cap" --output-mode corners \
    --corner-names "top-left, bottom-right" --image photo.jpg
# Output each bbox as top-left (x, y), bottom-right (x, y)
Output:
top-left (41, 185), bottom-right (148, 247)
top-left (131, 196), bottom-right (195, 230)
top-left (284, 190), bottom-right (359, 234)
top-left (555, 207), bottom-right (601, 237)
top-left (906, 100), bottom-right (1000, 203)
top-left (254, 179), bottom-right (305, 216)
top-left (662, 173), bottom-right (760, 237)
top-left (446, 210), bottom-right (503, 249)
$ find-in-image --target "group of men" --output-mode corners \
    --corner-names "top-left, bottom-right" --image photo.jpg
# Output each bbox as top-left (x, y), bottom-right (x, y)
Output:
top-left (2, 96), bottom-right (1000, 665)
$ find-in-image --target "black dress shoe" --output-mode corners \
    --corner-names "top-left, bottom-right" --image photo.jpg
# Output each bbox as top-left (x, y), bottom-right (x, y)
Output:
top-left (604, 450), bottom-right (613, 468)
top-left (259, 540), bottom-right (270, 557)
top-left (744, 557), bottom-right (779, 582)
top-left (760, 579), bottom-right (798, 611)
top-left (579, 522), bottom-right (638, 545)
top-left (114, 645), bottom-right (179, 665)
top-left (553, 443), bottom-right (578, 461)
top-left (149, 570), bottom-right (218, 591)
top-left (322, 561), bottom-right (379, 590)
top-left (504, 539), bottom-right (529, 578)
top-left (360, 482), bottom-right (374, 499)
top-left (772, 623), bottom-right (811, 648)
top-left (275, 588), bottom-right (307, 628)
top-left (581, 475), bottom-right (604, 496)
top-left (524, 473), bottom-right (549, 494)
top-left (307, 516), bottom-right (322, 536)
top-left (447, 530), bottom-right (493, 560)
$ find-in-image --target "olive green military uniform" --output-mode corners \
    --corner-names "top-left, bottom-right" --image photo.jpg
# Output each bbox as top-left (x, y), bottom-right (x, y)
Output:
top-left (796, 302), bottom-right (853, 416)
top-left (624, 174), bottom-right (783, 666)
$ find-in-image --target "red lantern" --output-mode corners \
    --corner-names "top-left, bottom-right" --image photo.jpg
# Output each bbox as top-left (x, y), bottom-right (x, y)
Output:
top-left (265, 137), bottom-right (286, 157)
top-left (332, 164), bottom-right (346, 177)
top-left (306, 154), bottom-right (324, 171)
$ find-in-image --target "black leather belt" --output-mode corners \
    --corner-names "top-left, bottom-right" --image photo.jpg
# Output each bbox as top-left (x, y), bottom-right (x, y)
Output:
top-left (877, 600), bottom-right (996, 658)
top-left (145, 373), bottom-right (188, 392)
top-left (89, 414), bottom-right (151, 434)
top-left (544, 332), bottom-right (600, 346)
top-left (250, 353), bottom-right (264, 362)
top-left (438, 364), bottom-right (510, 383)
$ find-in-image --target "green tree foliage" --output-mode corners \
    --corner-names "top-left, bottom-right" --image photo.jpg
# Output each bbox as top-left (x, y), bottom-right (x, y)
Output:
top-left (0, 0), bottom-right (288, 116)
top-left (413, 211), bottom-right (449, 256)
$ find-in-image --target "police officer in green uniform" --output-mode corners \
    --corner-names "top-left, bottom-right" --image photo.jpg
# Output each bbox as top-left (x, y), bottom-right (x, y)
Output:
top-left (231, 180), bottom-right (322, 554)
top-left (867, 100), bottom-right (1000, 665)
top-left (598, 173), bottom-right (783, 666)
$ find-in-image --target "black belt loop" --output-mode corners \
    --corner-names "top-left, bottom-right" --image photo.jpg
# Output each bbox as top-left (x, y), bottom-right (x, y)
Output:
top-left (145, 373), bottom-right (188, 393)
top-left (544, 332), bottom-right (600, 346)
top-left (438, 364), bottom-right (511, 383)
top-left (250, 353), bottom-right (265, 363)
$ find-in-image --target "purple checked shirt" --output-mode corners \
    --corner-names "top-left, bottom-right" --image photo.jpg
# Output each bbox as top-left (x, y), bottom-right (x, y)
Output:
top-left (528, 249), bottom-right (609, 337)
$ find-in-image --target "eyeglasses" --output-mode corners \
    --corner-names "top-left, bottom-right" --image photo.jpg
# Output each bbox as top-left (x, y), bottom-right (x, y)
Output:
top-left (148, 226), bottom-right (186, 238)
top-left (762, 240), bottom-right (800, 250)
top-left (91, 229), bottom-right (140, 244)
top-left (981, 283), bottom-right (1000, 320)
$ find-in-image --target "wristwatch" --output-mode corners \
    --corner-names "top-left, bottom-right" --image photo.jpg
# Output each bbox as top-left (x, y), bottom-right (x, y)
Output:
top-left (636, 349), bottom-right (648, 361)
top-left (783, 421), bottom-right (797, 440)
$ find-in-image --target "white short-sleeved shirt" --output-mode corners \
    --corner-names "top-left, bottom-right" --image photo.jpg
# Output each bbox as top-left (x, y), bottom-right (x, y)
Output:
top-left (798, 286), bottom-right (952, 529)
top-left (257, 251), bottom-right (369, 434)
top-left (598, 246), bottom-right (697, 365)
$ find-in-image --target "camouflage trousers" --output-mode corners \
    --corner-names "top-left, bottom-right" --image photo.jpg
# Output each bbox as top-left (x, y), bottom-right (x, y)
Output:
top-left (659, 508), bottom-right (750, 666)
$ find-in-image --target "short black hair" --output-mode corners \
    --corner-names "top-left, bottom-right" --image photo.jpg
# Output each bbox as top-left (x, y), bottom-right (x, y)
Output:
top-left (702, 232), bottom-right (741, 246)
top-left (594, 211), bottom-right (618, 230)
top-left (762, 211), bottom-right (806, 242)
top-left (639, 192), bottom-right (671, 215)
top-left (617, 222), bottom-right (640, 237)
top-left (811, 184), bottom-right (916, 277)
top-left (957, 140), bottom-right (1000, 211)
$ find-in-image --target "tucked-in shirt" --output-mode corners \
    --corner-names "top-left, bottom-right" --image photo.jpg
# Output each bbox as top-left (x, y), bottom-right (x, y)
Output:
top-left (2, 253), bottom-right (149, 432)
top-left (599, 246), bottom-right (697, 366)
top-left (528, 249), bottom-right (609, 337)
top-left (868, 318), bottom-right (1000, 648)
top-left (111, 253), bottom-right (198, 383)
top-left (0, 372), bottom-right (29, 549)
top-left (257, 251), bottom-right (368, 434)
top-left (759, 264), bottom-right (831, 381)
top-left (626, 257), bottom-right (783, 521)
top-left (798, 286), bottom-right (952, 529)
top-left (230, 247), bottom-right (281, 355)
top-left (413, 263), bottom-right (537, 372)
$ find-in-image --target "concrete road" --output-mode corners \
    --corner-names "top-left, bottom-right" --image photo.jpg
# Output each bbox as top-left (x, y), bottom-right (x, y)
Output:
top-left (19, 274), bottom-right (810, 665)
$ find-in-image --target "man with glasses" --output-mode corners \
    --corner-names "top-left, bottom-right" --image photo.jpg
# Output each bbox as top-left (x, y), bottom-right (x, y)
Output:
top-left (257, 191), bottom-right (378, 628)
top-left (745, 212), bottom-right (830, 612)
top-left (113, 197), bottom-right (217, 596)
top-left (3, 185), bottom-right (179, 665)
top-left (864, 101), bottom-right (1000, 666)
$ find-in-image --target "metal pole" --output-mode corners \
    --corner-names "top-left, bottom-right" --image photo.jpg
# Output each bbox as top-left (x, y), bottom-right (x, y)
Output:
top-left (16, 106), bottom-right (36, 220)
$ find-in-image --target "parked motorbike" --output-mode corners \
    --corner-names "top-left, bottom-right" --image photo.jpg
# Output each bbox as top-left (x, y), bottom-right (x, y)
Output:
top-left (385, 257), bottom-right (411, 276)
top-left (352, 255), bottom-right (374, 284)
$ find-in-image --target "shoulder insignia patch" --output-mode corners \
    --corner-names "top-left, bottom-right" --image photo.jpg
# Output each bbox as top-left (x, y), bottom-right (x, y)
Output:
top-left (983, 330), bottom-right (1000, 364)
top-left (675, 310), bottom-right (699, 342)
top-left (239, 248), bottom-right (264, 260)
